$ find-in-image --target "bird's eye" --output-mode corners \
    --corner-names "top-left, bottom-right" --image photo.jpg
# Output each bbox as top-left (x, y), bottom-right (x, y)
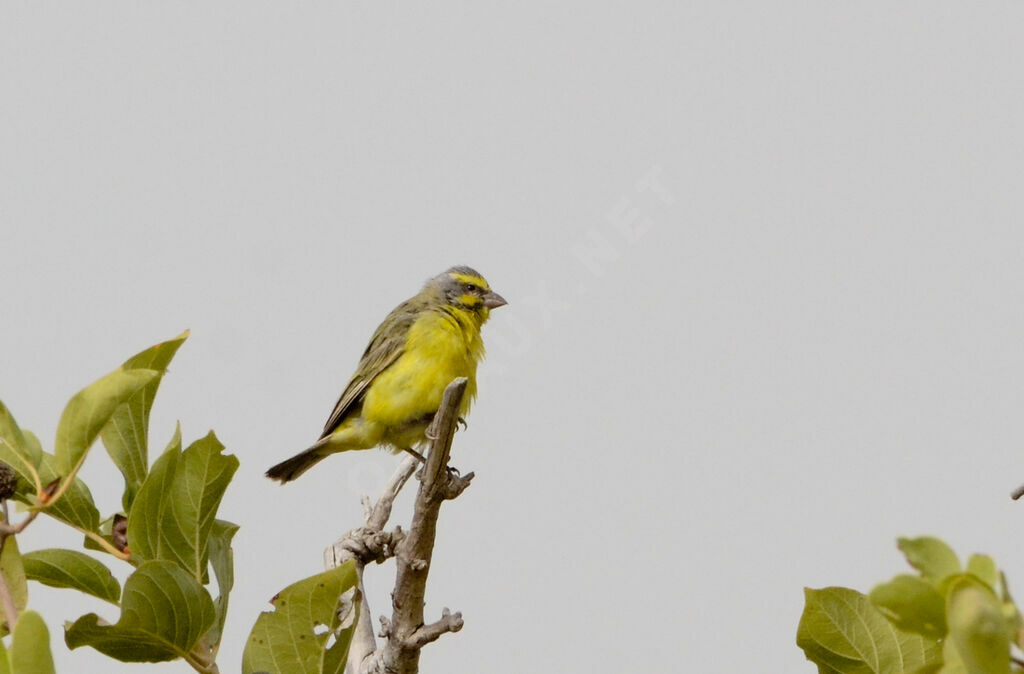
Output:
top-left (465, 284), bottom-right (478, 293)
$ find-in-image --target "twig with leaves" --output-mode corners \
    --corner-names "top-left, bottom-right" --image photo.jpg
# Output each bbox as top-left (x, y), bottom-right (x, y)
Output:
top-left (0, 332), bottom-right (240, 674)
top-left (325, 377), bottom-right (475, 674)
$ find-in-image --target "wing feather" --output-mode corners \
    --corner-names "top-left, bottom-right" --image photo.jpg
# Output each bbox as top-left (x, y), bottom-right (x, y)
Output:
top-left (319, 299), bottom-right (421, 438)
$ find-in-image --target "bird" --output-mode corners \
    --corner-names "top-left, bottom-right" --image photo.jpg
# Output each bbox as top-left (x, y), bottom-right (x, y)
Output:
top-left (266, 266), bottom-right (507, 483)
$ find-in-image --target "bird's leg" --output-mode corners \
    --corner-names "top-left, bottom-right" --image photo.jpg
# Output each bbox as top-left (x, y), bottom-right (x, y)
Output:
top-left (424, 413), bottom-right (440, 440)
top-left (402, 447), bottom-right (426, 464)
top-left (405, 441), bottom-right (459, 481)
top-left (421, 414), bottom-right (462, 479)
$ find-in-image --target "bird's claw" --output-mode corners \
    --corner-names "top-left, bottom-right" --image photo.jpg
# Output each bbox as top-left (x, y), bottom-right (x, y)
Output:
top-left (425, 415), bottom-right (466, 439)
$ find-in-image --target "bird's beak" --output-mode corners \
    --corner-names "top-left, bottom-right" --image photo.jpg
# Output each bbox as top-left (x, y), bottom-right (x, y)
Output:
top-left (482, 291), bottom-right (508, 309)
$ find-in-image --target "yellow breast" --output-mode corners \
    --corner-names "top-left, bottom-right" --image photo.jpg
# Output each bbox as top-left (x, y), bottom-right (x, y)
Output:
top-left (362, 308), bottom-right (484, 429)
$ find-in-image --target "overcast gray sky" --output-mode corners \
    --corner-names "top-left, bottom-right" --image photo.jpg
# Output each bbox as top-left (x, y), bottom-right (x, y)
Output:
top-left (2, 2), bottom-right (1024, 672)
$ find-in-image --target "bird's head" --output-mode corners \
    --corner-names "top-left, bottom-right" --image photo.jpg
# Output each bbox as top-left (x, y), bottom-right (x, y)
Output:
top-left (431, 266), bottom-right (507, 318)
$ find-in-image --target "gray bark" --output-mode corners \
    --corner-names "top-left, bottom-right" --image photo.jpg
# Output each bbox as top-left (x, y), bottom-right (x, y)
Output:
top-left (325, 377), bottom-right (473, 674)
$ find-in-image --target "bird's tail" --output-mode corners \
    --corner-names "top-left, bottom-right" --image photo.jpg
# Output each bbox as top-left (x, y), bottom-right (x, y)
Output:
top-left (266, 438), bottom-right (331, 484)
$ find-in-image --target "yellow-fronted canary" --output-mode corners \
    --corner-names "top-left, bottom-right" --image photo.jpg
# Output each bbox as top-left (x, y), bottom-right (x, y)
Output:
top-left (266, 266), bottom-right (506, 483)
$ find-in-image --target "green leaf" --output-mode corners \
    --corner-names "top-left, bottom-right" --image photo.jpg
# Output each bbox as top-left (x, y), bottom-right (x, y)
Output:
top-left (101, 332), bottom-right (188, 511)
top-left (205, 519), bottom-right (238, 647)
top-left (127, 427), bottom-right (181, 562)
top-left (65, 560), bottom-right (215, 662)
top-left (0, 535), bottom-right (27, 633)
top-left (0, 402), bottom-right (35, 465)
top-left (0, 402), bottom-right (39, 497)
top-left (10, 611), bottom-right (55, 674)
top-left (913, 665), bottom-right (944, 674)
top-left (35, 452), bottom-right (100, 532)
top-left (159, 432), bottom-right (238, 581)
top-left (815, 665), bottom-right (843, 674)
top-left (0, 408), bottom-right (100, 533)
top-left (20, 431), bottom-right (43, 468)
top-left (129, 431), bottom-right (238, 583)
top-left (242, 561), bottom-right (359, 674)
top-left (797, 591), bottom-right (866, 672)
top-left (54, 368), bottom-right (159, 479)
top-left (940, 635), bottom-right (968, 674)
top-left (945, 577), bottom-right (1011, 674)
top-left (898, 537), bottom-right (962, 582)
top-left (870, 574), bottom-right (948, 638)
top-left (23, 549), bottom-right (120, 605)
top-left (797, 586), bottom-right (941, 674)
top-left (998, 572), bottom-right (1024, 650)
top-left (965, 555), bottom-right (999, 593)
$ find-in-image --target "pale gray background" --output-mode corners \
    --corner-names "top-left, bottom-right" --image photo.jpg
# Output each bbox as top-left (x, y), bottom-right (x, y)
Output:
top-left (2, 2), bottom-right (1023, 672)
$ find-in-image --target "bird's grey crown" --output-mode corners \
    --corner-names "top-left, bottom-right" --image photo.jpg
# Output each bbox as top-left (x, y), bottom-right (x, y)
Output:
top-left (445, 265), bottom-right (482, 278)
top-left (428, 265), bottom-right (487, 301)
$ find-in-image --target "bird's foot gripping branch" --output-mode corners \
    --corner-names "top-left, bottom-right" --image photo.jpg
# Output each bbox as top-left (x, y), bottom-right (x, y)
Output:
top-left (0, 331), bottom-right (240, 674)
top-left (308, 377), bottom-right (475, 674)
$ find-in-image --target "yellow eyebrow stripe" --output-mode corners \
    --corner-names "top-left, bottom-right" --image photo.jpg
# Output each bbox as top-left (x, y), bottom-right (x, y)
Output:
top-left (450, 273), bottom-right (490, 290)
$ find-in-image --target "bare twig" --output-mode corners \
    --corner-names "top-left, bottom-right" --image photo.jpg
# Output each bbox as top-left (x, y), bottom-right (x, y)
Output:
top-left (368, 457), bottom-right (419, 531)
top-left (404, 608), bottom-right (463, 649)
top-left (0, 509), bottom-right (39, 536)
top-left (346, 575), bottom-right (376, 669)
top-left (325, 454), bottom-right (418, 568)
top-left (325, 455), bottom-right (418, 673)
top-left (368, 377), bottom-right (474, 674)
top-left (326, 378), bottom-right (474, 674)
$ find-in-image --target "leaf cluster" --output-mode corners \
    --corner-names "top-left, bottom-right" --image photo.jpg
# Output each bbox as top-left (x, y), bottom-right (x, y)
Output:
top-left (0, 332), bottom-right (366, 674)
top-left (798, 536), bottom-right (1023, 674)
top-left (0, 332), bottom-right (237, 672)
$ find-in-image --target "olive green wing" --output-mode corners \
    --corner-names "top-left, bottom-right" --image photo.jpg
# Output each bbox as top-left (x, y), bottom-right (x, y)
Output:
top-left (319, 300), bottom-right (420, 439)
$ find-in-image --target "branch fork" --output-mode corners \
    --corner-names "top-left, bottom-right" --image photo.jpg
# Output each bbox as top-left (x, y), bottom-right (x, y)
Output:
top-left (324, 377), bottom-right (474, 674)
top-left (336, 527), bottom-right (405, 566)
